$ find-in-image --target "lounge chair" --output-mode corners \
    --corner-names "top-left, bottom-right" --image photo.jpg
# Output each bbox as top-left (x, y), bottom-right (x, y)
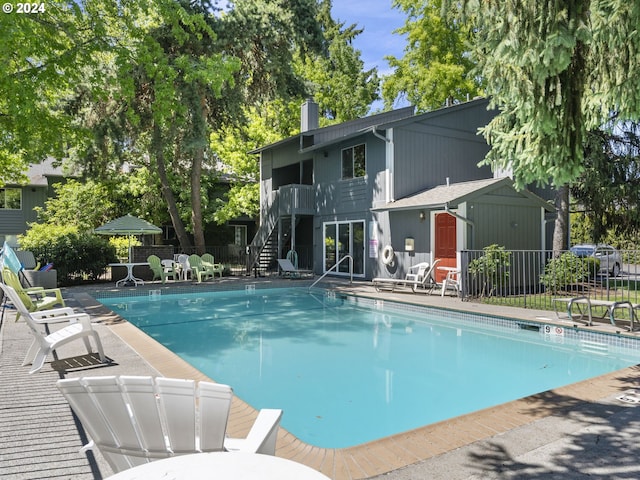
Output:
top-left (373, 259), bottom-right (441, 293)
top-left (147, 255), bottom-right (177, 284)
top-left (202, 253), bottom-right (224, 278)
top-left (1, 267), bottom-right (65, 320)
top-left (553, 296), bottom-right (636, 330)
top-left (56, 375), bottom-right (283, 474)
top-left (0, 283), bottom-right (106, 373)
top-left (189, 254), bottom-right (215, 282)
top-left (277, 258), bottom-right (313, 278)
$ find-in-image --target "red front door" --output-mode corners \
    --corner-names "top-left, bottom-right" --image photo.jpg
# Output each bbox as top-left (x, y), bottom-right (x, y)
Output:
top-left (434, 213), bottom-right (457, 283)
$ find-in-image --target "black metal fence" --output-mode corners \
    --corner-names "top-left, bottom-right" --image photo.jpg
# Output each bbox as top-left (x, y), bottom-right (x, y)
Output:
top-left (460, 249), bottom-right (640, 310)
top-left (144, 244), bottom-right (314, 276)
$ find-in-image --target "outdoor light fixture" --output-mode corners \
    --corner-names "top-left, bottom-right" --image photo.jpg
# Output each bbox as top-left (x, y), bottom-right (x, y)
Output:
top-left (419, 211), bottom-right (426, 221)
top-left (405, 237), bottom-right (415, 252)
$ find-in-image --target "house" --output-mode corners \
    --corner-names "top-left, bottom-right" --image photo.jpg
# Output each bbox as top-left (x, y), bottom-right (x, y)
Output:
top-left (0, 158), bottom-right (68, 246)
top-left (248, 98), bottom-right (555, 280)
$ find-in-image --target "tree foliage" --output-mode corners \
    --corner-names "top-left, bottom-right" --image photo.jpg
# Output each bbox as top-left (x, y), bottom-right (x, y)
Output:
top-left (454, 0), bottom-right (640, 188)
top-left (382, 0), bottom-right (482, 111)
top-left (571, 123), bottom-right (640, 241)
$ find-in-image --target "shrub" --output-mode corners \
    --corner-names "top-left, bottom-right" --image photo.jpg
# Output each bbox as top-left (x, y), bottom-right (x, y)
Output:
top-left (540, 252), bottom-right (591, 294)
top-left (468, 244), bottom-right (511, 297)
top-left (19, 224), bottom-right (117, 285)
top-left (108, 235), bottom-right (142, 262)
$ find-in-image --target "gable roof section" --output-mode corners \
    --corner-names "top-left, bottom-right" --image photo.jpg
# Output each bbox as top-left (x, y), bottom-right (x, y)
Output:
top-left (300, 97), bottom-right (491, 154)
top-left (372, 177), bottom-right (555, 212)
top-left (249, 106), bottom-right (415, 155)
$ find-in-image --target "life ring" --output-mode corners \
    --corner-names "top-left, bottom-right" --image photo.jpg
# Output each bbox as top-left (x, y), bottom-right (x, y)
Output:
top-left (382, 245), bottom-right (395, 265)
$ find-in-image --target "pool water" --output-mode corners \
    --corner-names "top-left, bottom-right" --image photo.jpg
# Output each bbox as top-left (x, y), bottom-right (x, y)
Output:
top-left (99, 288), bottom-right (640, 448)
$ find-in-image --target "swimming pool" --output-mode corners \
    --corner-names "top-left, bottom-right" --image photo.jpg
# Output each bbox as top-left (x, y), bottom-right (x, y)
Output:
top-left (99, 288), bottom-right (640, 449)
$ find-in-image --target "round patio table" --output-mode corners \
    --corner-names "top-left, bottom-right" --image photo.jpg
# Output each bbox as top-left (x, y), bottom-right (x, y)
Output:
top-left (105, 452), bottom-right (331, 480)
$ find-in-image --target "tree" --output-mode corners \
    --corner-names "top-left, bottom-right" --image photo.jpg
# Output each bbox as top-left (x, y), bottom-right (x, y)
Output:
top-left (452, 1), bottom-right (640, 251)
top-left (571, 123), bottom-right (640, 242)
top-left (382, 0), bottom-right (482, 111)
top-left (296, 0), bottom-right (379, 122)
top-left (213, 0), bottom-right (379, 225)
top-left (0, 1), bottom-right (112, 185)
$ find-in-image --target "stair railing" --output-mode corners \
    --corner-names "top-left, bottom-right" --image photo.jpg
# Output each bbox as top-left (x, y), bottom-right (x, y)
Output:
top-left (309, 255), bottom-right (353, 291)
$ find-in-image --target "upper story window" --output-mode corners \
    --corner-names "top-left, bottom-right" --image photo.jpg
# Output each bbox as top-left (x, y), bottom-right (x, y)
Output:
top-left (0, 188), bottom-right (21, 210)
top-left (341, 144), bottom-right (366, 179)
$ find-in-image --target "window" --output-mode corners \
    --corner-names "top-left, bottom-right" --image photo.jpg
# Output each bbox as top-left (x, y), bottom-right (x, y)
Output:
top-left (0, 188), bottom-right (21, 210)
top-left (341, 144), bottom-right (366, 179)
top-left (233, 225), bottom-right (247, 245)
top-left (323, 220), bottom-right (365, 276)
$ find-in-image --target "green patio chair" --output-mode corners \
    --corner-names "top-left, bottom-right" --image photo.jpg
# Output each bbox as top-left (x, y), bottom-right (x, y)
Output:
top-left (1, 267), bottom-right (65, 321)
top-left (147, 255), bottom-right (177, 284)
top-left (201, 253), bottom-right (224, 278)
top-left (188, 255), bottom-right (214, 283)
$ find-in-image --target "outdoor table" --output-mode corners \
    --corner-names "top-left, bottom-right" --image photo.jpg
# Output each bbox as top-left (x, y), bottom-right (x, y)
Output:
top-left (108, 262), bottom-right (148, 287)
top-left (437, 265), bottom-right (460, 297)
top-left (105, 452), bottom-right (331, 480)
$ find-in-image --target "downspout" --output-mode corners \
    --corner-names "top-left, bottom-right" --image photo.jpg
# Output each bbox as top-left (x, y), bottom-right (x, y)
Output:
top-left (373, 126), bottom-right (394, 203)
top-left (445, 203), bottom-right (475, 249)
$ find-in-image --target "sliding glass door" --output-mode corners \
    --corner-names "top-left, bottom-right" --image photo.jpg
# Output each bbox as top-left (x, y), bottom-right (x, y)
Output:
top-left (323, 220), bottom-right (365, 276)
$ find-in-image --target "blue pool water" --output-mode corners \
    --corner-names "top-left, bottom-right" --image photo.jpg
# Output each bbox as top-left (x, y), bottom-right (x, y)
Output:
top-left (99, 288), bottom-right (640, 448)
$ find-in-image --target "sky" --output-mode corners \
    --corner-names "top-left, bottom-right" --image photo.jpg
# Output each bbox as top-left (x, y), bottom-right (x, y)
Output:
top-left (331, 1), bottom-right (407, 77)
top-left (331, 1), bottom-right (407, 110)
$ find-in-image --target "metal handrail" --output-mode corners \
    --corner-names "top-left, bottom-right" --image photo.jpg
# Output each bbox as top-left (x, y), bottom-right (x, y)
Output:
top-left (309, 255), bottom-right (353, 291)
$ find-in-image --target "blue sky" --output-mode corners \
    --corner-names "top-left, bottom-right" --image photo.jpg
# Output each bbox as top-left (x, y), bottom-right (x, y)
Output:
top-left (331, 1), bottom-right (406, 77)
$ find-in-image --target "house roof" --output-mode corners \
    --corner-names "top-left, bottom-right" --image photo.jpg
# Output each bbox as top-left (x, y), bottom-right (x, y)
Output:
top-left (299, 98), bottom-right (491, 154)
top-left (371, 177), bottom-right (555, 212)
top-left (25, 158), bottom-right (69, 186)
top-left (248, 105), bottom-right (416, 155)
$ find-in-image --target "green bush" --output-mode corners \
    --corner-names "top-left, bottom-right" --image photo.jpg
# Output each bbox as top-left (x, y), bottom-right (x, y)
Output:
top-left (469, 244), bottom-right (511, 297)
top-left (540, 252), bottom-right (591, 294)
top-left (19, 224), bottom-right (117, 285)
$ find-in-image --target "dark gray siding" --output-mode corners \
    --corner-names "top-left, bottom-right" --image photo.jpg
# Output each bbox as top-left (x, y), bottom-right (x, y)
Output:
top-left (468, 200), bottom-right (542, 250)
top-left (393, 124), bottom-right (492, 199)
top-left (314, 133), bottom-right (386, 216)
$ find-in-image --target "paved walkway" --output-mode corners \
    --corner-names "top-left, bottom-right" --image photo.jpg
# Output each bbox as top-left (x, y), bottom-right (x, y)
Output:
top-left (2, 277), bottom-right (640, 479)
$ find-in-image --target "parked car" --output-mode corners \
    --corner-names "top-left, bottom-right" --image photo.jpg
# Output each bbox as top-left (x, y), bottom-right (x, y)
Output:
top-left (569, 244), bottom-right (622, 277)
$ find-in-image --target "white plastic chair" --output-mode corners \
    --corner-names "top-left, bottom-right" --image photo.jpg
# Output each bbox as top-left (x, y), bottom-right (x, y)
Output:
top-left (177, 254), bottom-right (192, 280)
top-left (56, 376), bottom-right (283, 474)
top-left (0, 283), bottom-right (106, 373)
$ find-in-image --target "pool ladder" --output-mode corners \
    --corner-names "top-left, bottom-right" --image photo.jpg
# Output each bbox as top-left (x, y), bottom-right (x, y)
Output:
top-left (308, 255), bottom-right (353, 291)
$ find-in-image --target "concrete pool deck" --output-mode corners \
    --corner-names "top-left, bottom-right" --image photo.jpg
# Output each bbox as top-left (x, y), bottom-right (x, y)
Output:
top-left (2, 276), bottom-right (640, 479)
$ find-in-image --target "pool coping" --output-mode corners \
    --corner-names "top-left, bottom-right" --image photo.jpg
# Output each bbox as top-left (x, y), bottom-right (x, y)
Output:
top-left (77, 280), bottom-right (640, 480)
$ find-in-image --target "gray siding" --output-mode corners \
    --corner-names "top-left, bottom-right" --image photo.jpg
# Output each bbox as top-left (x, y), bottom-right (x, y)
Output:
top-left (469, 200), bottom-right (542, 250)
top-left (393, 123), bottom-right (492, 199)
top-left (0, 186), bottom-right (46, 237)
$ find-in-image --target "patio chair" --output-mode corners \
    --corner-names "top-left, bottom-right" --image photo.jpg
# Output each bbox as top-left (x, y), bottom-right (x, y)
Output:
top-left (1, 267), bottom-right (65, 320)
top-left (188, 255), bottom-right (215, 283)
top-left (147, 255), bottom-right (177, 284)
top-left (176, 254), bottom-right (192, 280)
top-left (372, 259), bottom-right (441, 293)
top-left (202, 253), bottom-right (224, 278)
top-left (0, 283), bottom-right (106, 373)
top-left (56, 375), bottom-right (283, 474)
top-left (277, 258), bottom-right (313, 278)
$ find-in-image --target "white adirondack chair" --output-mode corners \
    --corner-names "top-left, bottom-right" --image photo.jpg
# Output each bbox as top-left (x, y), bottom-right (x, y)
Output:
top-left (0, 283), bottom-right (106, 373)
top-left (56, 376), bottom-right (283, 474)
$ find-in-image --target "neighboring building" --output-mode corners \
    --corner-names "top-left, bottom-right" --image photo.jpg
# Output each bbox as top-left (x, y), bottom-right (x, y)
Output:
top-left (0, 159), bottom-right (67, 246)
top-left (247, 98), bottom-right (556, 279)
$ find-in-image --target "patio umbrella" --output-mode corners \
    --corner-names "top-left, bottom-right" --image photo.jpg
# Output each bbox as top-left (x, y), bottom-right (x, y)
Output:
top-left (95, 214), bottom-right (162, 263)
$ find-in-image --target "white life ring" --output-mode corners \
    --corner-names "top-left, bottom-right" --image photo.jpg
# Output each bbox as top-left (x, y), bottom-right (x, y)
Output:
top-left (382, 245), bottom-right (395, 265)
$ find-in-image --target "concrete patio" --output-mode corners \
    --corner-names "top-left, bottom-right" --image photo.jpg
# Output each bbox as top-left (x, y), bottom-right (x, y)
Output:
top-left (2, 276), bottom-right (640, 479)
